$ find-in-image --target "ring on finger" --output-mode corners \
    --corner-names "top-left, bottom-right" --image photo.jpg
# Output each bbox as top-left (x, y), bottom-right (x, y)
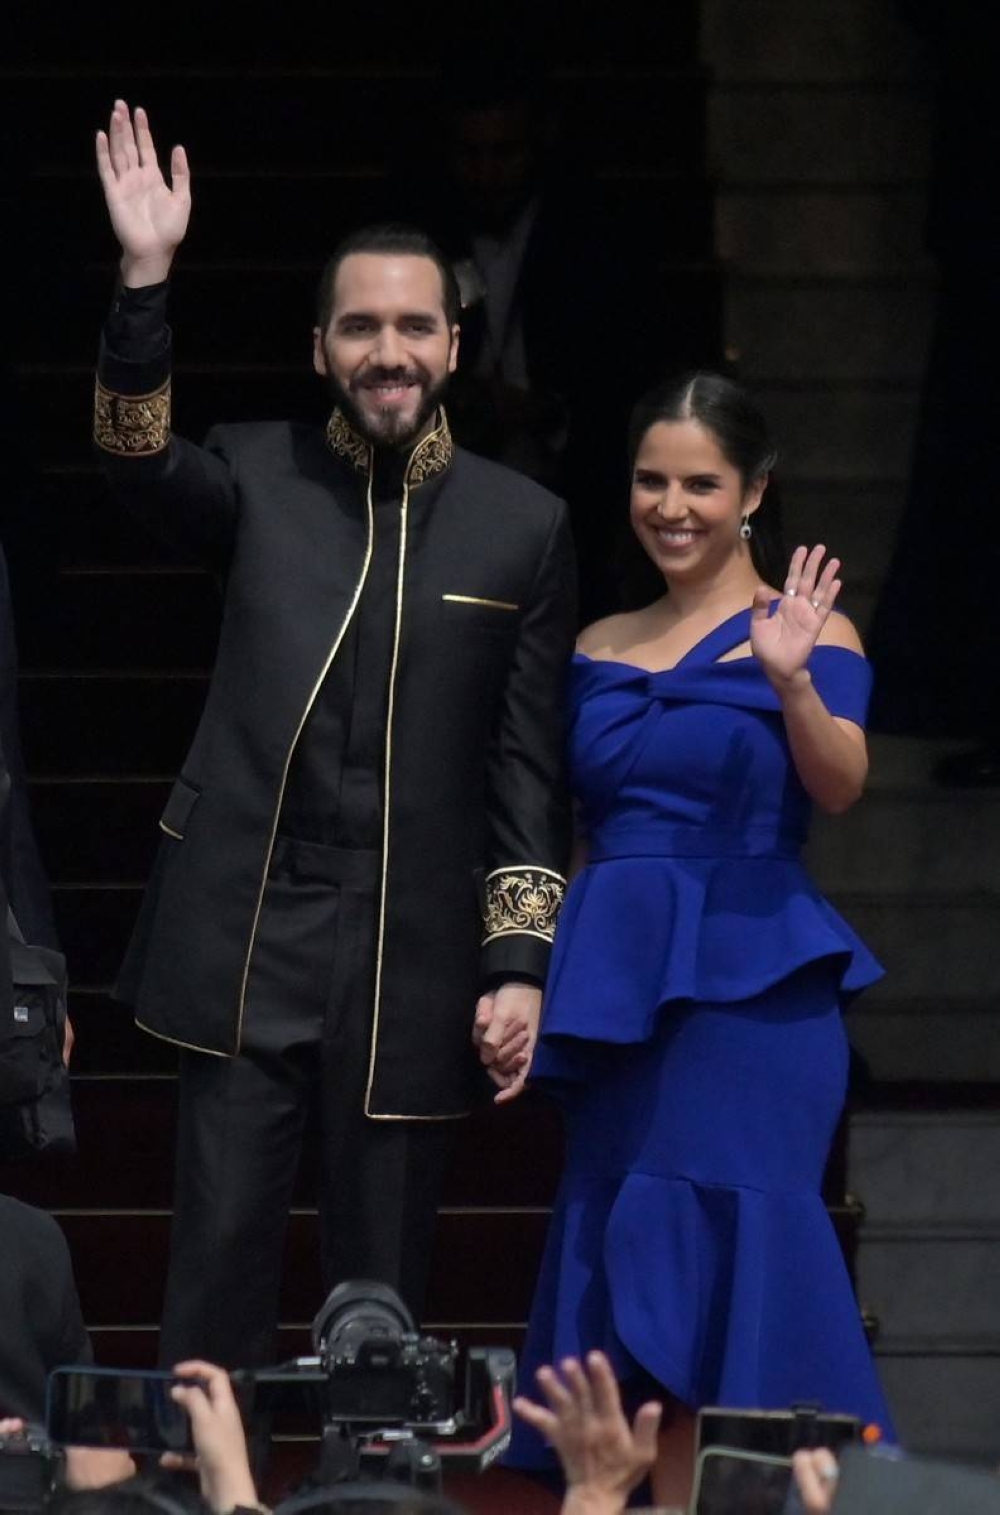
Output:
top-left (785, 587), bottom-right (798, 597)
top-left (811, 597), bottom-right (822, 609)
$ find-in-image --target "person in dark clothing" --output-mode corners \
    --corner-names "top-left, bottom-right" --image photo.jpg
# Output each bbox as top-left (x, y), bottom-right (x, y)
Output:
top-left (0, 541), bottom-right (61, 952)
top-left (0, 1194), bottom-right (91, 1420)
top-left (93, 102), bottom-right (575, 1370)
top-left (395, 69), bottom-right (679, 624)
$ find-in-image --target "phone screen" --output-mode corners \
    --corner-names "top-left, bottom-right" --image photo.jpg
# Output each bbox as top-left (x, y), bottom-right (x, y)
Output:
top-left (693, 1447), bottom-right (794, 1515)
top-left (46, 1368), bottom-right (196, 1455)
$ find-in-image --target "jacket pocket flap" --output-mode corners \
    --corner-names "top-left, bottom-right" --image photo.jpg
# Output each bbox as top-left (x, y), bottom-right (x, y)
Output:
top-left (160, 777), bottom-right (201, 840)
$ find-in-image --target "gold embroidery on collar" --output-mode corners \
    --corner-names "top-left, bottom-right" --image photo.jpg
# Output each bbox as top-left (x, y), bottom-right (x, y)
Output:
top-left (94, 378), bottom-right (171, 455)
top-left (482, 866), bottom-right (566, 945)
top-left (407, 412), bottom-right (454, 487)
top-left (326, 409), bottom-right (372, 474)
top-left (324, 409), bottom-right (454, 488)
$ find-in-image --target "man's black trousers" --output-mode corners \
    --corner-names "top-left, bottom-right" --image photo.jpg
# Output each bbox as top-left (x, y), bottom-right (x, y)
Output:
top-left (158, 840), bottom-right (460, 1370)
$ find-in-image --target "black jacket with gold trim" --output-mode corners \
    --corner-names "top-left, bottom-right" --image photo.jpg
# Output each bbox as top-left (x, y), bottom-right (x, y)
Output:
top-left (94, 330), bottom-right (575, 1118)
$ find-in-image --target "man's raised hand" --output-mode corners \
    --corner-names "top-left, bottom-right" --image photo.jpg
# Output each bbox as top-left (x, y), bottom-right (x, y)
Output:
top-left (96, 100), bottom-right (191, 287)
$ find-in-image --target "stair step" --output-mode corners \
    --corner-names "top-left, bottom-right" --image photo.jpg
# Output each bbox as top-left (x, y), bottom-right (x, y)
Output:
top-left (834, 895), bottom-right (1000, 1000)
top-left (51, 884), bottom-right (141, 983)
top-left (8, 71), bottom-right (707, 176)
top-left (53, 1209), bottom-right (551, 1326)
top-left (27, 472), bottom-right (202, 570)
top-left (850, 1111), bottom-right (1000, 1226)
top-left (808, 789), bottom-right (1000, 893)
top-left (66, 991), bottom-right (176, 1074)
top-left (857, 1235), bottom-right (1000, 1339)
top-left (872, 1354), bottom-right (1000, 1464)
top-left (0, 1079), bottom-right (565, 1214)
top-left (30, 779), bottom-right (168, 883)
top-left (727, 277), bottom-right (931, 384)
top-left (9, 9), bottom-right (702, 72)
top-left (846, 1001), bottom-right (1000, 1084)
top-left (19, 569), bottom-right (219, 673)
top-left (716, 187), bottom-right (930, 279)
top-left (86, 1322), bottom-right (527, 1371)
top-left (20, 674), bottom-right (206, 776)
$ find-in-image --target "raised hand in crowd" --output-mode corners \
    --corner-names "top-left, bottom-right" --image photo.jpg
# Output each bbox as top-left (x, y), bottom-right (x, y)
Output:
top-left (512, 1350), bottom-right (662, 1515)
top-left (95, 101), bottom-right (191, 287)
top-left (751, 545), bottom-right (843, 690)
top-left (163, 1360), bottom-right (259, 1515)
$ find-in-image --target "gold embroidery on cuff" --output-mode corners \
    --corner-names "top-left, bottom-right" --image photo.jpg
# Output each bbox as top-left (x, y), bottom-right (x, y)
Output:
top-left (482, 865), bottom-right (566, 945)
top-left (94, 378), bottom-right (171, 455)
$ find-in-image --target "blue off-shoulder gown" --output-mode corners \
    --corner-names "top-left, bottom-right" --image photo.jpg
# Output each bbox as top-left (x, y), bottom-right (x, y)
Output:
top-left (508, 608), bottom-right (896, 1468)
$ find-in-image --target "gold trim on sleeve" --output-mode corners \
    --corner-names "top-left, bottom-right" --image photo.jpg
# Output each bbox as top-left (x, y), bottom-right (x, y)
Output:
top-left (94, 378), bottom-right (171, 455)
top-left (482, 865), bottom-right (566, 945)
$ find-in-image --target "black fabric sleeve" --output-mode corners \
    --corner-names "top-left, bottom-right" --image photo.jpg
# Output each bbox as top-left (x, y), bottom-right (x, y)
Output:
top-left (95, 282), bottom-right (239, 568)
top-left (480, 501), bottom-right (576, 984)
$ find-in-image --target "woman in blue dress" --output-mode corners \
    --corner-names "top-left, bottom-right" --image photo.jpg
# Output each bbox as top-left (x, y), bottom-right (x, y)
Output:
top-left (508, 373), bottom-right (895, 1505)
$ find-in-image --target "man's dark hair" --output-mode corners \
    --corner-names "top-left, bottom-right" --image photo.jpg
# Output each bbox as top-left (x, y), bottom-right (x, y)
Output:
top-left (316, 225), bottom-right (461, 332)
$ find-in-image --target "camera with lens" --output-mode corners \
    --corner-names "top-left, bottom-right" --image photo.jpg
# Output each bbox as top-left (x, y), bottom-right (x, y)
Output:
top-left (232, 1281), bottom-right (515, 1486)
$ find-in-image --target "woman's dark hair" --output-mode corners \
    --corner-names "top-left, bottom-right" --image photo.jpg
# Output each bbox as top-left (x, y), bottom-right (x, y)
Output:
top-left (316, 224), bottom-right (462, 333)
top-left (620, 370), bottom-right (787, 598)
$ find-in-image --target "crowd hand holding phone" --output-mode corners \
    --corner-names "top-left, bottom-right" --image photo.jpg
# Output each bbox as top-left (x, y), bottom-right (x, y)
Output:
top-left (1, 1415), bottom-right (136, 1491)
top-left (162, 1361), bottom-right (260, 1515)
top-left (788, 1449), bottom-right (840, 1513)
top-left (512, 1350), bottom-right (662, 1515)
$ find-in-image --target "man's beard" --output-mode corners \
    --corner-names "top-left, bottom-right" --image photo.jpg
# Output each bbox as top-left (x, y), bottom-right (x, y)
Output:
top-left (326, 365), bottom-right (450, 450)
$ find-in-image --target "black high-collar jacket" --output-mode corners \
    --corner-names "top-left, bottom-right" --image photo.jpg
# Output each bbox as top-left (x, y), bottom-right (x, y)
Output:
top-left (94, 320), bottom-right (575, 1117)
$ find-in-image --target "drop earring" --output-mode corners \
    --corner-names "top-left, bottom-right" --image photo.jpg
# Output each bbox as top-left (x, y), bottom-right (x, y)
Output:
top-left (739, 513), bottom-right (752, 541)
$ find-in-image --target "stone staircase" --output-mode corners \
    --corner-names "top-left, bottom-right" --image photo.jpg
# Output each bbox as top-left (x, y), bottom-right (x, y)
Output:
top-left (702, 0), bottom-right (1000, 1464)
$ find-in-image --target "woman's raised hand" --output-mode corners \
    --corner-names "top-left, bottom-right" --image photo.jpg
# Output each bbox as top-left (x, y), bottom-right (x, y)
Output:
top-left (751, 544), bottom-right (842, 687)
top-left (95, 100), bottom-right (191, 285)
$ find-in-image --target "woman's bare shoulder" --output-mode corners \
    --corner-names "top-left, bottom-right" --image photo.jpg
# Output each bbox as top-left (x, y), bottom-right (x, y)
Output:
top-left (576, 606), bottom-right (662, 658)
top-left (816, 609), bottom-right (865, 654)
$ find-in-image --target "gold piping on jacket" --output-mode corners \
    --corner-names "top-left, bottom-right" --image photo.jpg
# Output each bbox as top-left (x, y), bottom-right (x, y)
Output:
top-left (442, 594), bottom-right (520, 612)
top-left (94, 378), bottom-right (171, 455)
top-left (234, 450), bottom-right (376, 1047)
top-left (364, 418), bottom-right (468, 1121)
top-left (134, 1016), bottom-right (229, 1058)
top-left (482, 865), bottom-right (566, 946)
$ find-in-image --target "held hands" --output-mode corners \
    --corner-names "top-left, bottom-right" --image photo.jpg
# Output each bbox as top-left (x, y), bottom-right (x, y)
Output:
top-left (513, 1351), bottom-right (662, 1515)
top-left (472, 981), bottom-right (541, 1104)
top-left (751, 544), bottom-right (842, 690)
top-left (96, 100), bottom-right (191, 286)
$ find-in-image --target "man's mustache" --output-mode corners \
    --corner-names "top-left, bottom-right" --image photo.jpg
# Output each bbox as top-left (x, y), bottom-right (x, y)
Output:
top-left (352, 367), bottom-right (425, 390)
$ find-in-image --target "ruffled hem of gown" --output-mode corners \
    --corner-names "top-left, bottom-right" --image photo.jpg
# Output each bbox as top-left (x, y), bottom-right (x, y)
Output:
top-left (533, 857), bottom-right (882, 1071)
top-left (506, 1171), bottom-right (897, 1470)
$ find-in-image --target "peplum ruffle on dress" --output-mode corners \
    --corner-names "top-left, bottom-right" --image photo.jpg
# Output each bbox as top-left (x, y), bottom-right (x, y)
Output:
top-left (508, 610), bottom-right (895, 1470)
